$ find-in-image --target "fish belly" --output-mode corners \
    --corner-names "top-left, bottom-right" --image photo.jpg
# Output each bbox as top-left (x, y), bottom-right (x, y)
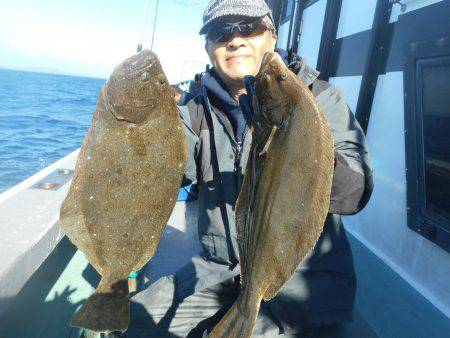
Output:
top-left (61, 87), bottom-right (186, 279)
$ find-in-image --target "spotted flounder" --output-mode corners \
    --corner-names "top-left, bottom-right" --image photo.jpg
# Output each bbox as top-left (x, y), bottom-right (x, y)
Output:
top-left (209, 52), bottom-right (334, 337)
top-left (59, 50), bottom-right (187, 333)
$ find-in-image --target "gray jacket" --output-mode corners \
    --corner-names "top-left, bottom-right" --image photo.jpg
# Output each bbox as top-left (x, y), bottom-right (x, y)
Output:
top-left (175, 59), bottom-right (373, 333)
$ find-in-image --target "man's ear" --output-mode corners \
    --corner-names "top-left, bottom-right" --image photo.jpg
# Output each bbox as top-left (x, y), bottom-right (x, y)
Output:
top-left (205, 41), bottom-right (212, 59)
top-left (271, 33), bottom-right (278, 51)
top-left (205, 38), bottom-right (212, 54)
top-left (204, 41), bottom-right (215, 67)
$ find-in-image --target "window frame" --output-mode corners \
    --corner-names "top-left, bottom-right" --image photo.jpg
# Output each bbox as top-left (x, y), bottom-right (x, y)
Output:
top-left (279, 0), bottom-right (296, 25)
top-left (404, 36), bottom-right (450, 252)
top-left (304, 0), bottom-right (320, 8)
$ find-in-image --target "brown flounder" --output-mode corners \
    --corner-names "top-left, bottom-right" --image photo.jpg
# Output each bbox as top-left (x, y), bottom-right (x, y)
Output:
top-left (59, 50), bottom-right (187, 333)
top-left (209, 52), bottom-right (334, 337)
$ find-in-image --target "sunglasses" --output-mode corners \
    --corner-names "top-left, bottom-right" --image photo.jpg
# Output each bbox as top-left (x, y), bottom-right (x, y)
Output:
top-left (206, 19), bottom-right (270, 44)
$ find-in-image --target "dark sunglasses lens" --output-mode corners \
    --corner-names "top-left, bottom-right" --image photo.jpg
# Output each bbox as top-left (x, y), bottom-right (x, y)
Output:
top-left (207, 21), bottom-right (267, 43)
top-left (239, 22), bottom-right (258, 37)
top-left (216, 32), bottom-right (233, 43)
top-left (208, 29), bottom-right (231, 43)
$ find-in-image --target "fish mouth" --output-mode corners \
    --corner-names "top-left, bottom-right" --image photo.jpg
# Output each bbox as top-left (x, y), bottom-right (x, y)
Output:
top-left (255, 52), bottom-right (284, 88)
top-left (261, 52), bottom-right (274, 66)
top-left (260, 52), bottom-right (282, 71)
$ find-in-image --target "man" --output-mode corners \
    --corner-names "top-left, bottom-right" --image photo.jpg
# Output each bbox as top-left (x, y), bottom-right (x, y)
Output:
top-left (189, 73), bottom-right (203, 98)
top-left (180, 73), bottom-right (204, 106)
top-left (170, 85), bottom-right (186, 105)
top-left (114, 0), bottom-right (373, 337)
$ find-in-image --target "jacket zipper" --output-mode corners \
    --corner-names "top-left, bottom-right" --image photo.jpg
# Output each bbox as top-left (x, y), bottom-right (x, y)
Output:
top-left (208, 101), bottom-right (248, 174)
top-left (235, 126), bottom-right (249, 173)
top-left (235, 143), bottom-right (242, 173)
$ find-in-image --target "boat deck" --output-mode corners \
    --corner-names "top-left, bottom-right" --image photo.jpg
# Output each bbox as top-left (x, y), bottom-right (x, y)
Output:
top-left (0, 199), bottom-right (448, 337)
top-left (0, 151), bottom-right (448, 337)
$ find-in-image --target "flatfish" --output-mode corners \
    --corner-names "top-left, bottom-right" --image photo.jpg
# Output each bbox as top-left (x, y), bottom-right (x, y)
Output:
top-left (59, 50), bottom-right (187, 333)
top-left (209, 52), bottom-right (334, 337)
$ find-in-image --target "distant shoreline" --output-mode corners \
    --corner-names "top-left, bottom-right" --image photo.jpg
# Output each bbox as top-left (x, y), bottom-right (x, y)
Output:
top-left (0, 66), bottom-right (106, 80)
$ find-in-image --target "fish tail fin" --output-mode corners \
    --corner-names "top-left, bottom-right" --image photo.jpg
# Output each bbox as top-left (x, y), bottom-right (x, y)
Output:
top-left (70, 276), bottom-right (129, 333)
top-left (209, 293), bottom-right (261, 338)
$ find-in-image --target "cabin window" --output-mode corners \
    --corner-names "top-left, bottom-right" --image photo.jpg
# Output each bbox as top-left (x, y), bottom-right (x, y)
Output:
top-left (405, 48), bottom-right (450, 252)
top-left (280, 0), bottom-right (295, 23)
top-left (418, 58), bottom-right (450, 225)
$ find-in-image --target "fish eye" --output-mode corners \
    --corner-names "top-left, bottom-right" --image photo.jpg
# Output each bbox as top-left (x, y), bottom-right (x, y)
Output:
top-left (280, 71), bottom-right (288, 81)
top-left (140, 72), bottom-right (149, 82)
top-left (264, 73), bottom-right (271, 83)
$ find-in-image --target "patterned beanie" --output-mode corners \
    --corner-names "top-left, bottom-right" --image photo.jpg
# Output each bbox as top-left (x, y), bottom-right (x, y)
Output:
top-left (199, 0), bottom-right (275, 35)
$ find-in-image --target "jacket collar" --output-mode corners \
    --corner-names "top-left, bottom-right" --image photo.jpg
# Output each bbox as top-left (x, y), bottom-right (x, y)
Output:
top-left (201, 69), bottom-right (239, 109)
top-left (296, 59), bottom-right (320, 87)
top-left (275, 48), bottom-right (320, 86)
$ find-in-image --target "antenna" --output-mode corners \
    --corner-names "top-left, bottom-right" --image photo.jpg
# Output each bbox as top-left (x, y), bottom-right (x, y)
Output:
top-left (137, 0), bottom-right (150, 52)
top-left (150, 0), bottom-right (160, 51)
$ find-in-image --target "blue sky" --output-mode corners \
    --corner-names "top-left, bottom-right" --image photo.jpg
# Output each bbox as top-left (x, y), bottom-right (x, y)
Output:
top-left (0, 0), bottom-right (211, 82)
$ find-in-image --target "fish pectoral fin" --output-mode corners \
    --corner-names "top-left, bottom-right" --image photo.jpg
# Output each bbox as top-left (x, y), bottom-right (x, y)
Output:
top-left (258, 125), bottom-right (278, 156)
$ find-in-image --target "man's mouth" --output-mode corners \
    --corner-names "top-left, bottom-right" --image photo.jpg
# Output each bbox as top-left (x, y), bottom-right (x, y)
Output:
top-left (226, 55), bottom-right (252, 62)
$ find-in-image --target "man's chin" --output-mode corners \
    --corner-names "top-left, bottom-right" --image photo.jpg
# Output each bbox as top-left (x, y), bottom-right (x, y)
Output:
top-left (226, 70), bottom-right (257, 83)
top-left (224, 61), bottom-right (256, 75)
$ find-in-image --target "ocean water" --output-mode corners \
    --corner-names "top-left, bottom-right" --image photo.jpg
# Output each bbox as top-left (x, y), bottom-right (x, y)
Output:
top-left (0, 68), bottom-right (105, 193)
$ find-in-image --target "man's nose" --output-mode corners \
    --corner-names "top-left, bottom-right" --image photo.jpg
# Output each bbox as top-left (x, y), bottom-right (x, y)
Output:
top-left (227, 31), bottom-right (247, 49)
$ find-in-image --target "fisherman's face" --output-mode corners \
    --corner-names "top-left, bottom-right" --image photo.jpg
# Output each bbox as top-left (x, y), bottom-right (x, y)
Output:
top-left (173, 92), bottom-right (181, 104)
top-left (205, 17), bottom-right (277, 87)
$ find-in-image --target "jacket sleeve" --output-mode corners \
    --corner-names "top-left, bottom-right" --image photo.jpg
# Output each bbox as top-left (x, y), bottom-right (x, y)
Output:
top-left (315, 82), bottom-right (374, 215)
top-left (178, 105), bottom-right (200, 187)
